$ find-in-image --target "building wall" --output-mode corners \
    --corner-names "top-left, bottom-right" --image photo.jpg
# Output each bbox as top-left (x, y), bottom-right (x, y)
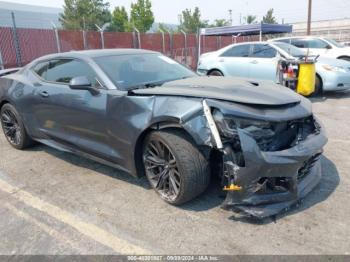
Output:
top-left (0, 1), bottom-right (61, 29)
top-left (292, 19), bottom-right (350, 42)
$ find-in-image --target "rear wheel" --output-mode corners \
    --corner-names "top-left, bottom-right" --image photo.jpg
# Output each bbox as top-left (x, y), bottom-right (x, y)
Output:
top-left (208, 70), bottom-right (224, 76)
top-left (1, 103), bottom-right (34, 149)
top-left (143, 130), bottom-right (210, 205)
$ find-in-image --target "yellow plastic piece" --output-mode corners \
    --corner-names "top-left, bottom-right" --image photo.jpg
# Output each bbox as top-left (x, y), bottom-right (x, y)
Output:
top-left (297, 63), bottom-right (316, 96)
top-left (223, 184), bottom-right (242, 191)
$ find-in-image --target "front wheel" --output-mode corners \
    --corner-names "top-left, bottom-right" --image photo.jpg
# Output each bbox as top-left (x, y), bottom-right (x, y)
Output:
top-left (314, 75), bottom-right (323, 95)
top-left (143, 130), bottom-right (210, 205)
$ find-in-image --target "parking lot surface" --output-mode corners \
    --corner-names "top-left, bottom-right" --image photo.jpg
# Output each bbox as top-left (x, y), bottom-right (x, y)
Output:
top-left (0, 92), bottom-right (350, 255)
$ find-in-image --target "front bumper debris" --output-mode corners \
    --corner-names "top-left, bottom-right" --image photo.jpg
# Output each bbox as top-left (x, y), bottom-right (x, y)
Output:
top-left (221, 120), bottom-right (328, 218)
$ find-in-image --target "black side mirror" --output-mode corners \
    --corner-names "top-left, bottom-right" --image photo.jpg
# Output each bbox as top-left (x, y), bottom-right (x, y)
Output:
top-left (326, 45), bottom-right (332, 50)
top-left (69, 76), bottom-right (100, 95)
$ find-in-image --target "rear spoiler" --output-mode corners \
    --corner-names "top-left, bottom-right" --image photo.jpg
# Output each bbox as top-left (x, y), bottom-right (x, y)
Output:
top-left (0, 68), bottom-right (21, 77)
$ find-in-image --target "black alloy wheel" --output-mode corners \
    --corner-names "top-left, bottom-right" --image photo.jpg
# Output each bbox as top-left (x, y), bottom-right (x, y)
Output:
top-left (143, 130), bottom-right (210, 205)
top-left (1, 103), bottom-right (34, 149)
top-left (1, 108), bottom-right (22, 146)
top-left (143, 137), bottom-right (181, 202)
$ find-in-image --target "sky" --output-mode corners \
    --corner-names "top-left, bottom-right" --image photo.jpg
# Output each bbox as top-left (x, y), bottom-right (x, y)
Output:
top-left (2, 0), bottom-right (350, 24)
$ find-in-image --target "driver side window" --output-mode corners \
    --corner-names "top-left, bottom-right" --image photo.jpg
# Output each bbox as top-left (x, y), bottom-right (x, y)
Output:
top-left (33, 59), bottom-right (101, 88)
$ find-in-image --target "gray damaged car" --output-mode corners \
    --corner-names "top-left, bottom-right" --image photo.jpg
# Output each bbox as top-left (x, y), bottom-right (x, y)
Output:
top-left (0, 49), bottom-right (328, 218)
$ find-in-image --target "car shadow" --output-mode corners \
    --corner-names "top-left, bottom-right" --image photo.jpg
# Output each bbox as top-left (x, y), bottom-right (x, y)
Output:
top-left (25, 146), bottom-right (339, 222)
top-left (26, 144), bottom-right (151, 189)
top-left (26, 143), bottom-right (225, 211)
top-left (309, 90), bottom-right (350, 103)
top-left (229, 156), bottom-right (340, 224)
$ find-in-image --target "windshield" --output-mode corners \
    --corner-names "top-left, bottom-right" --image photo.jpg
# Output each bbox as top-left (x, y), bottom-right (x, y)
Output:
top-left (324, 38), bottom-right (344, 48)
top-left (273, 42), bottom-right (306, 58)
top-left (94, 53), bottom-right (196, 90)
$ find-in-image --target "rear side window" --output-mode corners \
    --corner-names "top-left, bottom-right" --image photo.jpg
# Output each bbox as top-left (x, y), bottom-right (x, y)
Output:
top-left (251, 44), bottom-right (277, 58)
top-left (40, 59), bottom-right (98, 86)
top-left (291, 39), bottom-right (308, 48)
top-left (303, 38), bottom-right (329, 48)
top-left (221, 44), bottom-right (251, 57)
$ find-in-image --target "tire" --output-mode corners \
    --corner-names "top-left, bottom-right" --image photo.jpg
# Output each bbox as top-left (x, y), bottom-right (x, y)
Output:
top-left (338, 56), bottom-right (350, 62)
top-left (208, 70), bottom-right (223, 76)
top-left (143, 130), bottom-right (210, 205)
top-left (314, 75), bottom-right (323, 95)
top-left (0, 103), bottom-right (34, 150)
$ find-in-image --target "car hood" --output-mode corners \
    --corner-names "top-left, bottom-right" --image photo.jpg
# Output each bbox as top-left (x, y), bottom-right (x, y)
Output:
top-left (317, 57), bottom-right (350, 67)
top-left (131, 76), bottom-right (301, 106)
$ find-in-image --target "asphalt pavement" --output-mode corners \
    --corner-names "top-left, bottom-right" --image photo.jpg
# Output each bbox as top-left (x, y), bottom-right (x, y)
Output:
top-left (0, 91), bottom-right (349, 255)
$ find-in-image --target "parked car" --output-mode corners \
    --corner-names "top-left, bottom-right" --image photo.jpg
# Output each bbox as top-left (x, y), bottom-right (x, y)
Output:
top-left (0, 49), bottom-right (327, 218)
top-left (272, 36), bottom-right (350, 61)
top-left (197, 41), bottom-right (350, 94)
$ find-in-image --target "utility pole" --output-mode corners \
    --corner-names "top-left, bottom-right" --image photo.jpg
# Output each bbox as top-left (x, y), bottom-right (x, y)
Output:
top-left (307, 0), bottom-right (312, 35)
top-left (228, 9), bottom-right (232, 25)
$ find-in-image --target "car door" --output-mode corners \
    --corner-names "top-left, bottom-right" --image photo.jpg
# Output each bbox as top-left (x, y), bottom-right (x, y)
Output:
top-left (30, 58), bottom-right (114, 160)
top-left (218, 44), bottom-right (252, 77)
top-left (248, 44), bottom-right (278, 81)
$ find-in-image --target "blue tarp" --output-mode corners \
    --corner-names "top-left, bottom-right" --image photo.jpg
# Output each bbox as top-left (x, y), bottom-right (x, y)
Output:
top-left (200, 23), bottom-right (293, 36)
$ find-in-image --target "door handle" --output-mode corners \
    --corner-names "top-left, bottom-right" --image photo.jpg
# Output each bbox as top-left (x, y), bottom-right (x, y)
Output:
top-left (39, 91), bottom-right (49, 98)
top-left (250, 60), bottom-right (258, 64)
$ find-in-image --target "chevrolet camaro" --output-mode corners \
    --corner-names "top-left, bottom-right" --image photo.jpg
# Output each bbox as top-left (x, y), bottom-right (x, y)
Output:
top-left (0, 49), bottom-right (328, 218)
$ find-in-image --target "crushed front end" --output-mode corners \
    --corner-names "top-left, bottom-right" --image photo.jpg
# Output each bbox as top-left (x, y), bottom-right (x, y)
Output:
top-left (204, 98), bottom-right (328, 218)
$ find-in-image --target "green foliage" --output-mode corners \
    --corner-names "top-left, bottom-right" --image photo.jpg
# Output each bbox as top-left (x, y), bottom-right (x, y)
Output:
top-left (109, 6), bottom-right (130, 32)
top-left (60, 0), bottom-right (111, 30)
top-left (178, 7), bottom-right (207, 33)
top-left (262, 8), bottom-right (277, 24)
top-left (209, 19), bottom-right (230, 27)
top-left (157, 23), bottom-right (174, 33)
top-left (130, 0), bottom-right (155, 33)
top-left (245, 14), bottom-right (257, 24)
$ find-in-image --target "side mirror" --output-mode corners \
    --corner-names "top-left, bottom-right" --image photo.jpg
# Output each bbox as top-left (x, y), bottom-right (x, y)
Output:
top-left (69, 76), bottom-right (100, 95)
top-left (326, 45), bottom-right (332, 50)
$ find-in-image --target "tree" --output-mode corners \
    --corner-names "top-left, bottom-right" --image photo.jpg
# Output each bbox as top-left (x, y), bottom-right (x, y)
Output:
top-left (245, 14), bottom-right (257, 24)
top-left (109, 6), bottom-right (130, 32)
top-left (60, 0), bottom-right (111, 30)
top-left (130, 0), bottom-right (155, 33)
top-left (157, 23), bottom-right (174, 33)
top-left (178, 7), bottom-right (207, 33)
top-left (262, 8), bottom-right (277, 24)
top-left (210, 19), bottom-right (230, 27)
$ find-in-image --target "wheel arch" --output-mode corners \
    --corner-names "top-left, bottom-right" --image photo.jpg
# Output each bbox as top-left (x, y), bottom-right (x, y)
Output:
top-left (337, 55), bottom-right (350, 61)
top-left (133, 118), bottom-right (210, 178)
top-left (0, 99), bottom-right (10, 109)
top-left (207, 68), bottom-right (224, 76)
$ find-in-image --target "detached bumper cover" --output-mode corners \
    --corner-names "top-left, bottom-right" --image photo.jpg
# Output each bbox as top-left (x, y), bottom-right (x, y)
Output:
top-left (222, 121), bottom-right (328, 218)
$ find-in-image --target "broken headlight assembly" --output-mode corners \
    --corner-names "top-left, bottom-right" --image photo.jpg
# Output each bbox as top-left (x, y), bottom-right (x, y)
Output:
top-left (212, 109), bottom-right (317, 152)
top-left (212, 109), bottom-right (276, 151)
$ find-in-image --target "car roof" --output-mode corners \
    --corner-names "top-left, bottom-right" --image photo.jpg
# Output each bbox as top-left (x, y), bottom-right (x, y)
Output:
top-left (32, 48), bottom-right (159, 62)
top-left (272, 36), bottom-right (324, 41)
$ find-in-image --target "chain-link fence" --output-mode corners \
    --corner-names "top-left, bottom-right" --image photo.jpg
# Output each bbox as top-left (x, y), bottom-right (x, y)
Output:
top-left (0, 12), bottom-right (258, 70)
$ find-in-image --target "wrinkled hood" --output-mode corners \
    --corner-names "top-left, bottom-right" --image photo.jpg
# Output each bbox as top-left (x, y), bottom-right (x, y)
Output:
top-left (132, 76), bottom-right (301, 106)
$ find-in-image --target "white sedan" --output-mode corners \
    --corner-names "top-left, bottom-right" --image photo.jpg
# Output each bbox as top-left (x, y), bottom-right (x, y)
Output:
top-left (271, 36), bottom-right (350, 61)
top-left (197, 41), bottom-right (350, 94)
